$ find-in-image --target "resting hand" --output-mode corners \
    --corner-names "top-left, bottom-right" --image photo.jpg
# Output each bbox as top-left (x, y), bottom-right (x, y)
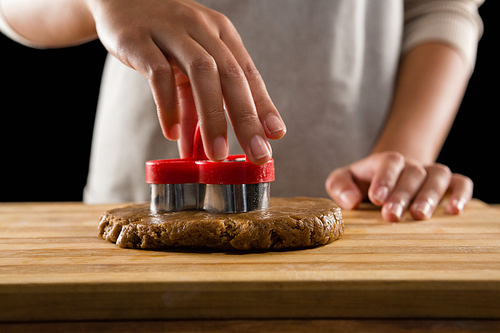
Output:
top-left (325, 152), bottom-right (473, 221)
top-left (87, 0), bottom-right (286, 163)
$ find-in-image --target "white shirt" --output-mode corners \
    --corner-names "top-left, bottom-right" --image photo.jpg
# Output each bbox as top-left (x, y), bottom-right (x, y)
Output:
top-left (0, 0), bottom-right (484, 203)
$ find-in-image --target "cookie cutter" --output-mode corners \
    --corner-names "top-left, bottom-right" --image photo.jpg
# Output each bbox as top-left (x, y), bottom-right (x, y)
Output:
top-left (146, 125), bottom-right (274, 213)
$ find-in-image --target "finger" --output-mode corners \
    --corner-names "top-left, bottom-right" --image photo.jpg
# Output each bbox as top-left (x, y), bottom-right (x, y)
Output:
top-left (160, 36), bottom-right (229, 162)
top-left (217, 16), bottom-right (286, 140)
top-left (446, 174), bottom-right (473, 215)
top-left (127, 39), bottom-right (181, 141)
top-left (174, 68), bottom-right (199, 158)
top-left (367, 152), bottom-right (406, 206)
top-left (409, 164), bottom-right (452, 220)
top-left (381, 163), bottom-right (427, 222)
top-left (325, 168), bottom-right (363, 210)
top-left (186, 5), bottom-right (286, 140)
top-left (188, 22), bottom-right (272, 164)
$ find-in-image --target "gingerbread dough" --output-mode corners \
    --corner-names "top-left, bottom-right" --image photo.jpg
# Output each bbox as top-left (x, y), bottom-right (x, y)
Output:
top-left (99, 197), bottom-right (343, 250)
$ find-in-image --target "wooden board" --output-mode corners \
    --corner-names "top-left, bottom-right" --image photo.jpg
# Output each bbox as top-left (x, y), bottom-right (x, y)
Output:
top-left (2, 319), bottom-right (500, 333)
top-left (1, 199), bottom-right (499, 322)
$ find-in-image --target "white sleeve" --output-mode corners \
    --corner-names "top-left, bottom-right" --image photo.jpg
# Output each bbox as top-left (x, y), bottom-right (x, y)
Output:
top-left (403, 0), bottom-right (484, 72)
top-left (0, 1), bottom-right (46, 48)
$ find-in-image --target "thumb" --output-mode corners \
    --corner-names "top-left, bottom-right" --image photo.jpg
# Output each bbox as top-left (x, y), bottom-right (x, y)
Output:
top-left (325, 167), bottom-right (363, 210)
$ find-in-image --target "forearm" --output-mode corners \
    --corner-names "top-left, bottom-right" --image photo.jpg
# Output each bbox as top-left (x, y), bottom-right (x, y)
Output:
top-left (0, 0), bottom-right (96, 47)
top-left (372, 42), bottom-right (469, 164)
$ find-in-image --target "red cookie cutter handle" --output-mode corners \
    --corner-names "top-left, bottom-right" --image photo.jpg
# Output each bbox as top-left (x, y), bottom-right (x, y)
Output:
top-left (194, 125), bottom-right (274, 184)
top-left (146, 124), bottom-right (275, 185)
top-left (192, 124), bottom-right (208, 160)
top-left (146, 125), bottom-right (204, 184)
top-left (145, 158), bottom-right (198, 184)
top-left (197, 156), bottom-right (274, 185)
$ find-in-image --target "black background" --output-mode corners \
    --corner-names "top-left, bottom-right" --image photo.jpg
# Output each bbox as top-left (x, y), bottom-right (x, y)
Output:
top-left (1, 2), bottom-right (498, 203)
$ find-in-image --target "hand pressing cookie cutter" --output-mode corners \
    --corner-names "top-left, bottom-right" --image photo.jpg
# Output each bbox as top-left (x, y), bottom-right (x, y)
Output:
top-left (146, 125), bottom-right (274, 213)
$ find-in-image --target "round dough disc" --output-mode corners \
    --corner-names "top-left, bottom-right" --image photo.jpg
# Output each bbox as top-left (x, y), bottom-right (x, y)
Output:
top-left (99, 197), bottom-right (344, 251)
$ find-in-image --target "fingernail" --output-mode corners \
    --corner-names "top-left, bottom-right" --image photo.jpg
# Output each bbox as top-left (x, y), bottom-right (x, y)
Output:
top-left (339, 190), bottom-right (359, 209)
top-left (373, 186), bottom-right (389, 204)
top-left (452, 198), bottom-right (466, 213)
top-left (265, 115), bottom-right (286, 135)
top-left (414, 201), bottom-right (432, 219)
top-left (212, 136), bottom-right (228, 161)
top-left (168, 123), bottom-right (181, 141)
top-left (250, 135), bottom-right (271, 161)
top-left (387, 202), bottom-right (403, 221)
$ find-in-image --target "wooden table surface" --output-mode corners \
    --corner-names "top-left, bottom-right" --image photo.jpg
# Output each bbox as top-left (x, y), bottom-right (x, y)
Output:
top-left (1, 199), bottom-right (499, 325)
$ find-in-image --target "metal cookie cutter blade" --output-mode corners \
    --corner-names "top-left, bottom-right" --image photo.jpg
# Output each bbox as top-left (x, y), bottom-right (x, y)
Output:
top-left (146, 126), bottom-right (274, 213)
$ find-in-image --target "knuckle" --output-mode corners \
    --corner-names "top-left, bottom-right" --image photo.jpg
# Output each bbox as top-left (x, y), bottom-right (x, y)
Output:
top-left (383, 169), bottom-right (400, 184)
top-left (175, 4), bottom-right (205, 23)
top-left (422, 189), bottom-right (440, 204)
top-left (328, 167), bottom-right (348, 181)
top-left (114, 29), bottom-right (139, 47)
top-left (383, 151), bottom-right (405, 165)
top-left (147, 63), bottom-right (172, 82)
top-left (212, 11), bottom-right (240, 37)
top-left (326, 168), bottom-right (349, 191)
top-left (199, 111), bottom-right (226, 135)
top-left (454, 173), bottom-right (474, 187)
top-left (203, 105), bottom-right (224, 119)
top-left (466, 177), bottom-right (474, 192)
top-left (112, 33), bottom-right (142, 66)
top-left (198, 99), bottom-right (224, 120)
top-left (186, 54), bottom-right (217, 73)
top-left (390, 191), bottom-right (411, 206)
top-left (213, 11), bottom-right (233, 28)
top-left (429, 163), bottom-right (452, 178)
top-left (240, 61), bottom-right (262, 81)
top-left (405, 163), bottom-right (427, 179)
top-left (464, 176), bottom-right (474, 188)
top-left (252, 94), bottom-right (274, 112)
top-left (234, 108), bottom-right (259, 126)
top-left (219, 61), bottom-right (245, 81)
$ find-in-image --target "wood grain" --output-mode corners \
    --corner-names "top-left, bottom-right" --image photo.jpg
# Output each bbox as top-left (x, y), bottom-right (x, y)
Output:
top-left (1, 199), bottom-right (499, 321)
top-left (2, 319), bottom-right (500, 333)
